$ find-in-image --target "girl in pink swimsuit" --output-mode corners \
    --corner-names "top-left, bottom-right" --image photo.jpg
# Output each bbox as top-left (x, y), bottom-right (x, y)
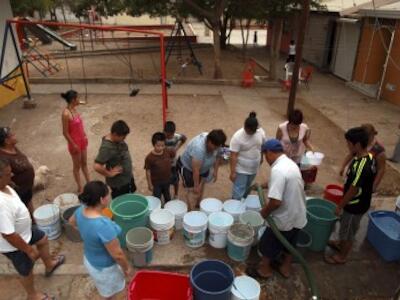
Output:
top-left (61, 90), bottom-right (90, 192)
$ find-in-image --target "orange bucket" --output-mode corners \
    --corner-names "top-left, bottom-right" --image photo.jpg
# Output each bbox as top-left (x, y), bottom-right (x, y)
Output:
top-left (102, 207), bottom-right (113, 219)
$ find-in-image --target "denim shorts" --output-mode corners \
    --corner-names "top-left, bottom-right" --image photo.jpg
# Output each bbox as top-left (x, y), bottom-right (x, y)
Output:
top-left (83, 256), bottom-right (125, 298)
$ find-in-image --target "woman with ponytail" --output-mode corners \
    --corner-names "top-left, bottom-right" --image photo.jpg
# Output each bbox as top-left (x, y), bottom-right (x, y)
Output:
top-left (69, 181), bottom-right (132, 299)
top-left (61, 90), bottom-right (89, 193)
top-left (229, 112), bottom-right (266, 200)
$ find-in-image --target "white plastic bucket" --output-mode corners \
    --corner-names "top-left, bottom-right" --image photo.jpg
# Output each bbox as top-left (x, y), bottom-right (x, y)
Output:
top-left (53, 193), bottom-right (79, 214)
top-left (149, 209), bottom-right (175, 245)
top-left (126, 227), bottom-right (154, 267)
top-left (239, 211), bottom-right (265, 246)
top-left (164, 200), bottom-right (188, 230)
top-left (223, 200), bottom-right (246, 222)
top-left (145, 196), bottom-right (162, 213)
top-left (200, 198), bottom-right (223, 215)
top-left (33, 204), bottom-right (61, 240)
top-left (244, 195), bottom-right (262, 212)
top-left (305, 151), bottom-right (325, 166)
top-left (208, 212), bottom-right (234, 249)
top-left (183, 211), bottom-right (208, 248)
top-left (231, 275), bottom-right (261, 300)
top-left (227, 224), bottom-right (254, 262)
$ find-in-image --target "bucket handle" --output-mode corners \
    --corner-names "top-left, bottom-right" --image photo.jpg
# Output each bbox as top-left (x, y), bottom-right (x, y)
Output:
top-left (232, 282), bottom-right (250, 300)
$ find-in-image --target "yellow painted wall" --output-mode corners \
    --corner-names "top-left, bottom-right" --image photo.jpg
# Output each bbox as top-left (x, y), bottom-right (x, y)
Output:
top-left (0, 67), bottom-right (27, 108)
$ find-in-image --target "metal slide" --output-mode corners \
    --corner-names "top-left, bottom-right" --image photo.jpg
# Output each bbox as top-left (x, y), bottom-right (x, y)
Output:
top-left (23, 17), bottom-right (77, 50)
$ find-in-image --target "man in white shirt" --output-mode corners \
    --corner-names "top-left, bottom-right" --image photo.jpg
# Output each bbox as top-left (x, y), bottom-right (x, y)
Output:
top-left (0, 158), bottom-right (64, 300)
top-left (247, 139), bottom-right (307, 279)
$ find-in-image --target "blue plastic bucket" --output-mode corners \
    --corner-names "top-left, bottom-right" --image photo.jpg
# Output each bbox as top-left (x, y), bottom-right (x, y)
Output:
top-left (190, 260), bottom-right (234, 300)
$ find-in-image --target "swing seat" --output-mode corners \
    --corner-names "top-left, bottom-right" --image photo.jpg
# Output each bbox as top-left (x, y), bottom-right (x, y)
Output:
top-left (241, 70), bottom-right (254, 88)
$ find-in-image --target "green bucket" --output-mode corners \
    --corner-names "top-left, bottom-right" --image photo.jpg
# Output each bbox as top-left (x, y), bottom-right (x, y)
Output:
top-left (110, 193), bottom-right (149, 248)
top-left (304, 198), bottom-right (337, 252)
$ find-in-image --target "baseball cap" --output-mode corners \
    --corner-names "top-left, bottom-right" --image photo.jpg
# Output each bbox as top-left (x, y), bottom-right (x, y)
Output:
top-left (261, 139), bottom-right (283, 152)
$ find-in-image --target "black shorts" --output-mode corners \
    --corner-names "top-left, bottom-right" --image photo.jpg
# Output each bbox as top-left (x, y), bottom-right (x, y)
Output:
top-left (176, 158), bottom-right (209, 188)
top-left (15, 188), bottom-right (33, 206)
top-left (111, 176), bottom-right (137, 199)
top-left (170, 166), bottom-right (179, 185)
top-left (259, 227), bottom-right (299, 259)
top-left (3, 228), bottom-right (45, 276)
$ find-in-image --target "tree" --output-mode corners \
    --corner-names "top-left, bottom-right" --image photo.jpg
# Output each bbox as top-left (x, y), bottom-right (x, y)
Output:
top-left (260, 0), bottom-right (323, 80)
top-left (10, 0), bottom-right (52, 18)
top-left (66, 0), bottom-right (125, 18)
top-left (124, 0), bottom-right (229, 79)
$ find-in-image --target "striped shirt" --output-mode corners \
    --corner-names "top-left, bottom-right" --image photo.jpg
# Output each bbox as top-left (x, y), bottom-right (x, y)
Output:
top-left (344, 154), bottom-right (376, 214)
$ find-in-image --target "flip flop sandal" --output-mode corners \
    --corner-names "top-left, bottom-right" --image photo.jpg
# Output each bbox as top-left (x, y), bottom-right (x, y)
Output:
top-left (245, 267), bottom-right (272, 280)
top-left (270, 260), bottom-right (290, 279)
top-left (41, 292), bottom-right (56, 300)
top-left (324, 255), bottom-right (346, 265)
top-left (45, 255), bottom-right (65, 277)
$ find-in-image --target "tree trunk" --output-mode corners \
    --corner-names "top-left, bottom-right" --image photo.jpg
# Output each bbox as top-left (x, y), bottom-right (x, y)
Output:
top-left (269, 18), bottom-right (283, 80)
top-left (212, 27), bottom-right (223, 78)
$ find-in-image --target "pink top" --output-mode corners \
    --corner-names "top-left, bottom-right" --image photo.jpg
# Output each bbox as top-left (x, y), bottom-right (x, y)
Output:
top-left (278, 121), bottom-right (310, 164)
top-left (68, 110), bottom-right (88, 152)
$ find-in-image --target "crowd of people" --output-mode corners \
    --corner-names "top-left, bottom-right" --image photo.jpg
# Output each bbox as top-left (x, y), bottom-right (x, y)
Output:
top-left (0, 88), bottom-right (391, 299)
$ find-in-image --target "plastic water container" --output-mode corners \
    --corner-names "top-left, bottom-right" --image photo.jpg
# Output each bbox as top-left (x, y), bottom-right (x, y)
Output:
top-left (367, 211), bottom-right (400, 262)
top-left (304, 198), bottom-right (337, 251)
top-left (200, 198), bottom-right (223, 215)
top-left (305, 151), bottom-right (325, 165)
top-left (227, 224), bottom-right (254, 262)
top-left (396, 196), bottom-right (400, 213)
top-left (145, 195), bottom-right (162, 213)
top-left (223, 200), bottom-right (246, 222)
top-left (324, 184), bottom-right (343, 206)
top-left (110, 194), bottom-right (149, 248)
top-left (190, 260), bottom-right (234, 300)
top-left (239, 211), bottom-right (264, 246)
top-left (231, 275), bottom-right (261, 300)
top-left (33, 204), bottom-right (62, 240)
top-left (244, 195), bottom-right (262, 212)
top-left (294, 230), bottom-right (312, 263)
top-left (165, 200), bottom-right (188, 230)
top-left (208, 212), bottom-right (234, 249)
top-left (53, 193), bottom-right (79, 214)
top-left (150, 209), bottom-right (175, 245)
top-left (183, 211), bottom-right (208, 248)
top-left (126, 227), bottom-right (154, 267)
top-left (129, 270), bottom-right (192, 300)
top-left (61, 205), bottom-right (82, 242)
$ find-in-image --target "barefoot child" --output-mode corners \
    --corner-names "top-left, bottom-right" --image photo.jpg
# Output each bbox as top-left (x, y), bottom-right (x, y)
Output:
top-left (164, 121), bottom-right (187, 199)
top-left (145, 132), bottom-right (174, 203)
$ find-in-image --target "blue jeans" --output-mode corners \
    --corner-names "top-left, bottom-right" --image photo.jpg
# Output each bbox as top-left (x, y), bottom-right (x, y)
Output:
top-left (232, 173), bottom-right (256, 200)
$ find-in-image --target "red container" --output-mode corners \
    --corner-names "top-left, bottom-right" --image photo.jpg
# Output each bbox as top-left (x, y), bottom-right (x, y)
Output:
top-left (129, 270), bottom-right (192, 300)
top-left (300, 166), bottom-right (318, 184)
top-left (324, 184), bottom-right (344, 205)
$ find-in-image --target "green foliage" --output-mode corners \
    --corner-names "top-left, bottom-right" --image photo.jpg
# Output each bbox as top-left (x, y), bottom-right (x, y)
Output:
top-left (10, 0), bottom-right (52, 17)
top-left (66, 0), bottom-right (125, 17)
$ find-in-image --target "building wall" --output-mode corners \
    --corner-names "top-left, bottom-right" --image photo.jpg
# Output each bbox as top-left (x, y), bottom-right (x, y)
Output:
top-left (0, 0), bottom-right (26, 108)
top-left (353, 20), bottom-right (391, 84)
top-left (381, 21), bottom-right (400, 105)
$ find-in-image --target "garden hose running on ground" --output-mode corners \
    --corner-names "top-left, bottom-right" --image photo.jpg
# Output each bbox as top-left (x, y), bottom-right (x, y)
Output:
top-left (255, 185), bottom-right (319, 300)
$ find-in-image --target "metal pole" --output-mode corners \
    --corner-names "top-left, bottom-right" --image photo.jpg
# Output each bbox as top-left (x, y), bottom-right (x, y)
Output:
top-left (0, 23), bottom-right (10, 79)
top-left (8, 22), bottom-right (32, 100)
top-left (160, 34), bottom-right (168, 125)
top-left (376, 28), bottom-right (395, 101)
top-left (287, 0), bottom-right (311, 117)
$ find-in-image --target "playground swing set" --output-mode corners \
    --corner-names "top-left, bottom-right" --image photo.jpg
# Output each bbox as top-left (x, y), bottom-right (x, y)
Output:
top-left (0, 19), bottom-right (170, 124)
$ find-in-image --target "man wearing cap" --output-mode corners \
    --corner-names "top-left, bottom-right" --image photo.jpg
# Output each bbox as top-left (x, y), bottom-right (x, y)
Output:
top-left (247, 139), bottom-right (307, 279)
